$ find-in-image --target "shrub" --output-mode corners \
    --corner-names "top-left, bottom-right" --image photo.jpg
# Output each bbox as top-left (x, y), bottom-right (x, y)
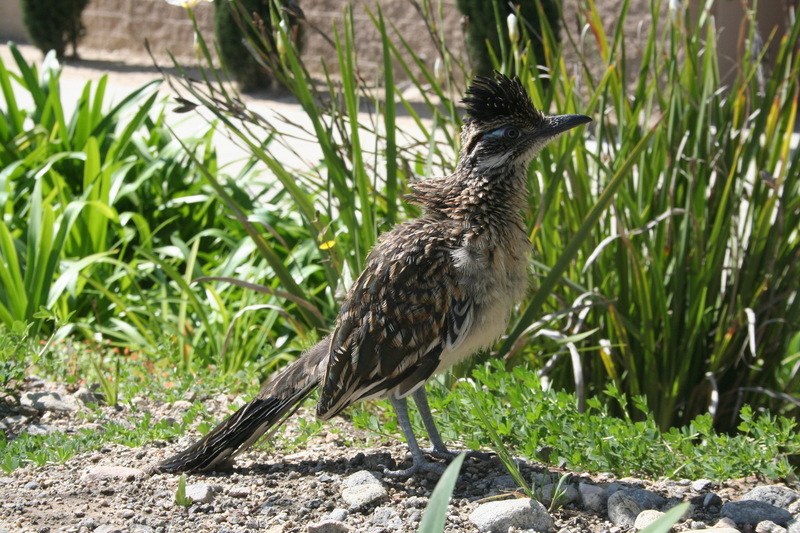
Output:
top-left (20, 0), bottom-right (90, 60)
top-left (455, 0), bottom-right (561, 77)
top-left (213, 0), bottom-right (303, 91)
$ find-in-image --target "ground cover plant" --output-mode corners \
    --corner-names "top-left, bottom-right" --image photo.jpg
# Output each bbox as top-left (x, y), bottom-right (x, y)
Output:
top-left (0, 0), bottom-right (798, 486)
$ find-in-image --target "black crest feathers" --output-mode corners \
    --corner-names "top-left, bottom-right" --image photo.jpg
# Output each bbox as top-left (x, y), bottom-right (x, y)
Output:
top-left (462, 73), bottom-right (542, 126)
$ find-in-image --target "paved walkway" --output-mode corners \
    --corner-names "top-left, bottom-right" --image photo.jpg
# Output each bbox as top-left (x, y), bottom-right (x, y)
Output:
top-left (1, 43), bottom-right (442, 180)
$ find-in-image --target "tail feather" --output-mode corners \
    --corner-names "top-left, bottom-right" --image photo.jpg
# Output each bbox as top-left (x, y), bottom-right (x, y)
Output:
top-left (156, 337), bottom-right (330, 473)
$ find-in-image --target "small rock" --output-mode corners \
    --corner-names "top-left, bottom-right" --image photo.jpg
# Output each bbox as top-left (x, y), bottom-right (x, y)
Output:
top-left (328, 508), bottom-right (348, 521)
top-left (172, 400), bottom-right (192, 411)
top-left (721, 500), bottom-right (792, 526)
top-left (21, 391), bottom-right (80, 412)
top-left (469, 498), bottom-right (555, 533)
top-left (715, 517), bottom-right (739, 529)
top-left (788, 517), bottom-right (800, 533)
top-left (756, 520), bottom-right (788, 533)
top-left (343, 470), bottom-right (383, 488)
top-left (634, 510), bottom-right (666, 531)
top-left (119, 508), bottom-right (135, 519)
top-left (341, 483), bottom-right (387, 510)
top-left (129, 526), bottom-right (155, 533)
top-left (184, 483), bottom-right (215, 504)
top-left (402, 496), bottom-right (428, 509)
top-left (228, 485), bottom-right (249, 498)
top-left (24, 481), bottom-right (39, 490)
top-left (607, 491), bottom-right (645, 529)
top-left (306, 519), bottom-right (351, 533)
top-left (83, 466), bottom-right (144, 481)
top-left (94, 526), bottom-right (125, 533)
top-left (370, 507), bottom-right (403, 529)
top-left (624, 488), bottom-right (667, 509)
top-left (492, 475), bottom-right (517, 491)
top-left (579, 483), bottom-right (607, 513)
top-left (79, 517), bottom-right (98, 530)
top-left (704, 493), bottom-right (723, 508)
top-left (540, 482), bottom-right (579, 507)
top-left (24, 424), bottom-right (62, 436)
top-left (74, 387), bottom-right (103, 405)
top-left (693, 479), bottom-right (714, 492)
top-left (744, 487), bottom-right (800, 510)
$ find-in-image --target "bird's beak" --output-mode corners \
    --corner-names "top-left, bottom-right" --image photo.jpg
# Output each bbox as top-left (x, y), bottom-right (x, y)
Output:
top-left (540, 114), bottom-right (592, 137)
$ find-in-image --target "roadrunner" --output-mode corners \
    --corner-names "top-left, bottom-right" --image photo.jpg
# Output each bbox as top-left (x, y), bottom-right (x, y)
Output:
top-left (157, 73), bottom-right (590, 476)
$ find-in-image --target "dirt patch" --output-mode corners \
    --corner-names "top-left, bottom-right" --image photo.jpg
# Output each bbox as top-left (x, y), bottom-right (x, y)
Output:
top-left (1, 380), bottom-right (797, 533)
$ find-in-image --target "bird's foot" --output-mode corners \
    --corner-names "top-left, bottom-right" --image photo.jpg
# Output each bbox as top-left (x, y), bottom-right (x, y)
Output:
top-left (426, 446), bottom-right (494, 462)
top-left (382, 457), bottom-right (446, 478)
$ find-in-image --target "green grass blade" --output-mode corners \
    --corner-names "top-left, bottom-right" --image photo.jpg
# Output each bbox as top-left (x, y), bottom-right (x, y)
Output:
top-left (499, 127), bottom-right (655, 357)
top-left (417, 453), bottom-right (466, 533)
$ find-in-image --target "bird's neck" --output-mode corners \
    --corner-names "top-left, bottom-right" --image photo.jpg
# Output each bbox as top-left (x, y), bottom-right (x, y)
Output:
top-left (410, 165), bottom-right (531, 238)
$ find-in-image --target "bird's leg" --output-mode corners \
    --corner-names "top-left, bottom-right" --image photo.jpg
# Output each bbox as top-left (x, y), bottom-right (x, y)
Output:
top-left (411, 387), bottom-right (450, 457)
top-left (411, 387), bottom-right (494, 462)
top-left (384, 395), bottom-right (446, 477)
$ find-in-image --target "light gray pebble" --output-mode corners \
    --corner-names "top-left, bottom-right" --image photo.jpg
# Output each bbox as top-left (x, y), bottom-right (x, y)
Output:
top-left (80, 517), bottom-right (98, 530)
top-left (756, 520), bottom-right (788, 533)
top-left (119, 508), bottom-right (135, 519)
top-left (21, 391), bottom-right (80, 412)
top-left (693, 479), bottom-right (714, 492)
top-left (184, 483), bottom-right (215, 504)
top-left (328, 508), bottom-right (348, 521)
top-left (74, 387), bottom-right (103, 405)
top-left (343, 470), bottom-right (383, 488)
top-left (341, 483), bottom-right (387, 510)
top-left (744, 486), bottom-right (800, 510)
top-left (634, 510), bottom-right (665, 531)
top-left (83, 465), bottom-right (144, 481)
top-left (469, 498), bottom-right (554, 533)
top-left (171, 400), bottom-right (192, 410)
top-left (306, 519), bottom-right (351, 533)
top-left (402, 496), bottom-right (428, 509)
top-left (789, 517), bottom-right (800, 533)
top-left (24, 481), bottom-right (39, 490)
top-left (371, 507), bottom-right (403, 529)
top-left (25, 423), bottom-right (62, 436)
top-left (228, 484), bottom-right (249, 498)
top-left (94, 526), bottom-right (125, 533)
top-left (607, 491), bottom-right (645, 529)
top-left (721, 500), bottom-right (792, 526)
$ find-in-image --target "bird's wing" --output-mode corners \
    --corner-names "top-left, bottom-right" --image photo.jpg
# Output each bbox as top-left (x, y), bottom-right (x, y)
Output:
top-left (315, 226), bottom-right (472, 419)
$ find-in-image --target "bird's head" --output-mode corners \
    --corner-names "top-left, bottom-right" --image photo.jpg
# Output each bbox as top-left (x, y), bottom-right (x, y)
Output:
top-left (459, 74), bottom-right (591, 173)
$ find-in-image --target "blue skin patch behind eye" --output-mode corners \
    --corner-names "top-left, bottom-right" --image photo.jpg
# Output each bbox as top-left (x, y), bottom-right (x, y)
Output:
top-left (484, 126), bottom-right (519, 140)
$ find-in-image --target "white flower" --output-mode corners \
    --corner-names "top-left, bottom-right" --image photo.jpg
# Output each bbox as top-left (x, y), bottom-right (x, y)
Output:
top-left (164, 0), bottom-right (211, 8)
top-left (507, 13), bottom-right (519, 43)
top-left (433, 57), bottom-right (444, 84)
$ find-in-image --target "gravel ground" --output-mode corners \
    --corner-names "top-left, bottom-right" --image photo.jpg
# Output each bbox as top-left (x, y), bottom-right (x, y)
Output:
top-left (2, 379), bottom-right (799, 533)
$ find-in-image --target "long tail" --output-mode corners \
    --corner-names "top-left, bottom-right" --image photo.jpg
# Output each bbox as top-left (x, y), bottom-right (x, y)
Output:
top-left (156, 337), bottom-right (331, 473)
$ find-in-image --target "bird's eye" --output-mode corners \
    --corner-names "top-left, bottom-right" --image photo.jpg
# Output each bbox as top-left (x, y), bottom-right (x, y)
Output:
top-left (485, 126), bottom-right (521, 141)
